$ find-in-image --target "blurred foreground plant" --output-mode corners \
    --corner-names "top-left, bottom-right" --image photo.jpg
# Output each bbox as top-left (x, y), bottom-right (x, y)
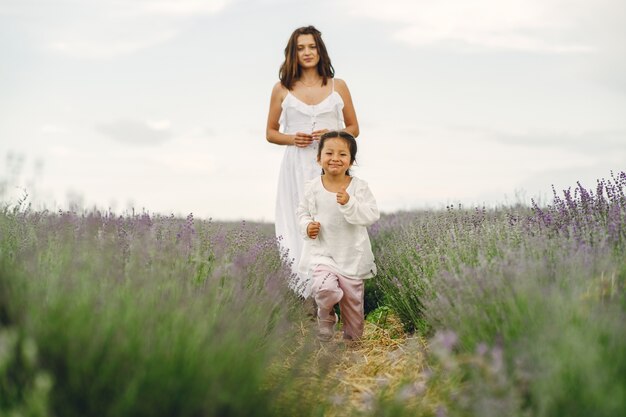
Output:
top-left (371, 172), bottom-right (626, 416)
top-left (0, 207), bottom-right (320, 417)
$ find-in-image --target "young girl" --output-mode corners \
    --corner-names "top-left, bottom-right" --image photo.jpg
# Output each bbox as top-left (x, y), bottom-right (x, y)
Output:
top-left (266, 25), bottom-right (360, 296)
top-left (296, 131), bottom-right (379, 342)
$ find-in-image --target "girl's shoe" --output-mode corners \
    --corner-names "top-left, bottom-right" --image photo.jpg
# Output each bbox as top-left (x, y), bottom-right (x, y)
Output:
top-left (317, 311), bottom-right (337, 342)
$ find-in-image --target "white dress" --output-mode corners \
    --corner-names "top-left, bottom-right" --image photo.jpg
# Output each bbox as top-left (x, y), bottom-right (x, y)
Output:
top-left (275, 79), bottom-right (345, 297)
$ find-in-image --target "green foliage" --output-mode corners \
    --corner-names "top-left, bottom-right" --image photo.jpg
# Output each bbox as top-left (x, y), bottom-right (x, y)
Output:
top-left (371, 199), bottom-right (626, 416)
top-left (2, 172), bottom-right (626, 416)
top-left (0, 208), bottom-right (319, 417)
top-left (0, 326), bottom-right (53, 417)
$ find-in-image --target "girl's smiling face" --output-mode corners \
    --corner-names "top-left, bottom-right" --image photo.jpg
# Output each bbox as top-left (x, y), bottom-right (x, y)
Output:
top-left (318, 137), bottom-right (352, 176)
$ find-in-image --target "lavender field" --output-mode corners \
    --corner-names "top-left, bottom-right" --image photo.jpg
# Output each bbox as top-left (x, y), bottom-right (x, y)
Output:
top-left (1, 172), bottom-right (625, 417)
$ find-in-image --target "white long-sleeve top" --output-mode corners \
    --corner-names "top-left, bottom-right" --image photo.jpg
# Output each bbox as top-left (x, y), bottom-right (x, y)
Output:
top-left (296, 176), bottom-right (379, 288)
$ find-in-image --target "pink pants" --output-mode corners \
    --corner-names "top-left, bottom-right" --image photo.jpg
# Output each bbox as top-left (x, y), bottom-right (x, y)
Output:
top-left (310, 265), bottom-right (365, 340)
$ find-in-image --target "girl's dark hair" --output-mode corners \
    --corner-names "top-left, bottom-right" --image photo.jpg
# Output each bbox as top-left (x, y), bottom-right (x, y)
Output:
top-left (279, 26), bottom-right (334, 90)
top-left (317, 131), bottom-right (357, 176)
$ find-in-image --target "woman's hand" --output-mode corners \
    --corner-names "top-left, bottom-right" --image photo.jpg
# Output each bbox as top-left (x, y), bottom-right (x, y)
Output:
top-left (307, 221), bottom-right (321, 239)
top-left (294, 132), bottom-right (315, 148)
top-left (311, 129), bottom-right (329, 141)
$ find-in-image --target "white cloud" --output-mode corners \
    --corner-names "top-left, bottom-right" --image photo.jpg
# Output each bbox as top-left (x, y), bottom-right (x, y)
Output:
top-left (1, 0), bottom-right (232, 59)
top-left (355, 123), bottom-right (600, 210)
top-left (146, 119), bottom-right (172, 130)
top-left (49, 145), bottom-right (81, 158)
top-left (143, 152), bottom-right (218, 176)
top-left (487, 128), bottom-right (626, 155)
top-left (343, 0), bottom-right (622, 53)
top-left (0, 0), bottom-right (230, 17)
top-left (41, 124), bottom-right (69, 134)
top-left (95, 119), bottom-right (174, 145)
top-left (50, 30), bottom-right (179, 60)
top-left (126, 0), bottom-right (230, 16)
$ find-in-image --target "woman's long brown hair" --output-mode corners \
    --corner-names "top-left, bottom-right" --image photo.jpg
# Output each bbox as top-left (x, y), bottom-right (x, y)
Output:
top-left (279, 26), bottom-right (335, 90)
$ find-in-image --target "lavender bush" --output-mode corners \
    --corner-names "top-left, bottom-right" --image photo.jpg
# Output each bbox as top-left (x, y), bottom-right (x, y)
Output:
top-left (372, 172), bottom-right (626, 416)
top-left (0, 205), bottom-right (319, 417)
top-left (2, 170), bottom-right (625, 416)
top-left (531, 171), bottom-right (626, 246)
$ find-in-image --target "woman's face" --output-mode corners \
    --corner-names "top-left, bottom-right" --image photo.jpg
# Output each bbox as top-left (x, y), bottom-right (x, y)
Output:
top-left (296, 34), bottom-right (319, 69)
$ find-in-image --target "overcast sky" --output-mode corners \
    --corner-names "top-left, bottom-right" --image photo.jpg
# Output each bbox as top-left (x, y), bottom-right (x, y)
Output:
top-left (1, 0), bottom-right (625, 221)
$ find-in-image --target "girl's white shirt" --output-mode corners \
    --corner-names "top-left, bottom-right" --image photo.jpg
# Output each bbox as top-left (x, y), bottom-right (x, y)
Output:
top-left (296, 176), bottom-right (379, 297)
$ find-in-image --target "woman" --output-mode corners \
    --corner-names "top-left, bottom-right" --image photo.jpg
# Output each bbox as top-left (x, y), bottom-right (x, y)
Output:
top-left (266, 25), bottom-right (360, 296)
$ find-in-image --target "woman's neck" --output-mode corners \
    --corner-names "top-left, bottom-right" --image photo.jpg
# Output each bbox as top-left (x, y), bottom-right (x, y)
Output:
top-left (298, 68), bottom-right (321, 84)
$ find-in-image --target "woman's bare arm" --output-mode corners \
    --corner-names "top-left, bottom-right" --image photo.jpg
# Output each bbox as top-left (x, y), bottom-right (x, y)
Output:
top-left (266, 82), bottom-right (294, 145)
top-left (266, 82), bottom-right (315, 147)
top-left (335, 78), bottom-right (360, 138)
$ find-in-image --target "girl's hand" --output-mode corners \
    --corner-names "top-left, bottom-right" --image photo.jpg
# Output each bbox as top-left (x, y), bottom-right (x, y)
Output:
top-left (293, 132), bottom-right (314, 148)
top-left (307, 221), bottom-right (321, 239)
top-left (311, 129), bottom-right (329, 141)
top-left (337, 187), bottom-right (350, 205)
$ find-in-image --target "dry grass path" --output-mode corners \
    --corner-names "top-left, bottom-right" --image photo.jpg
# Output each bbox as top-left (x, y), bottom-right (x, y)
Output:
top-left (298, 314), bottom-right (445, 416)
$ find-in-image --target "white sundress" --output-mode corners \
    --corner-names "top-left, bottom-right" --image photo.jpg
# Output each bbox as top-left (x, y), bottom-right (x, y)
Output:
top-left (275, 78), bottom-right (345, 297)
